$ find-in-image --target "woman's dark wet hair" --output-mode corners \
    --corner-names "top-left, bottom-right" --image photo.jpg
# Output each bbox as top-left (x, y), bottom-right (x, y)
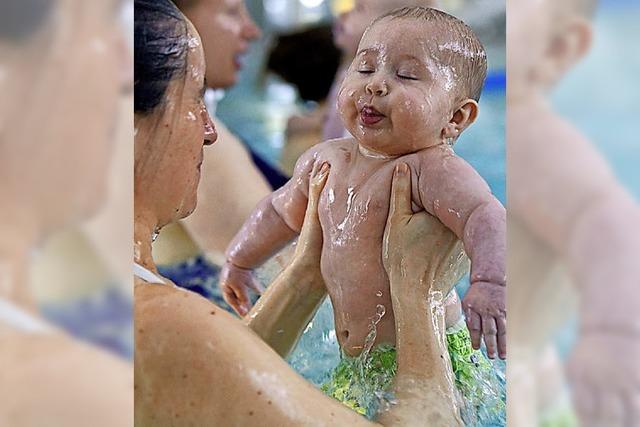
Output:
top-left (135, 0), bottom-right (190, 114)
top-left (0, 0), bottom-right (55, 42)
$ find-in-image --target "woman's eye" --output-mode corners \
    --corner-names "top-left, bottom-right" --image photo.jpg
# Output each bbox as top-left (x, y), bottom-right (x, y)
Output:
top-left (358, 69), bottom-right (374, 74)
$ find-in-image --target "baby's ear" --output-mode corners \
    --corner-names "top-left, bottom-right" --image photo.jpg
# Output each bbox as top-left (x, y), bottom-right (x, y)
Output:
top-left (542, 17), bottom-right (593, 87)
top-left (442, 99), bottom-right (479, 140)
top-left (534, 16), bottom-right (593, 88)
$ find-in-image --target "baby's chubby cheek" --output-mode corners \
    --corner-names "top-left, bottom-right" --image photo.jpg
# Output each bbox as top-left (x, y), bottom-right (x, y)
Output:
top-left (392, 97), bottom-right (427, 129)
top-left (336, 85), bottom-right (359, 124)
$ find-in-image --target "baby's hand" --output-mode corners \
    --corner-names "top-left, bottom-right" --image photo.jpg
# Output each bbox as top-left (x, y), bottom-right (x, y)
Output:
top-left (568, 331), bottom-right (640, 427)
top-left (462, 281), bottom-right (506, 359)
top-left (219, 262), bottom-right (265, 316)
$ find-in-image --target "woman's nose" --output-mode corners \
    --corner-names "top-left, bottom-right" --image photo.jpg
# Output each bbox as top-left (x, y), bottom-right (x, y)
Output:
top-left (241, 8), bottom-right (261, 40)
top-left (202, 109), bottom-right (217, 145)
top-left (365, 77), bottom-right (388, 97)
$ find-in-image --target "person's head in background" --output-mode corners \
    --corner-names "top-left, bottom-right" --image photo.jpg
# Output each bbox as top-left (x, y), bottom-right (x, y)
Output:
top-left (0, 0), bottom-right (130, 237)
top-left (507, 0), bottom-right (597, 101)
top-left (333, 0), bottom-right (439, 57)
top-left (267, 25), bottom-right (341, 103)
top-left (134, 0), bottom-right (217, 231)
top-left (172, 0), bottom-right (261, 89)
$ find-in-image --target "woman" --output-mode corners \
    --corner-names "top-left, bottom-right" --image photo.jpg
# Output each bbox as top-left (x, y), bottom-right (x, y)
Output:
top-left (134, 1), bottom-right (468, 425)
top-left (152, 0), bottom-right (272, 273)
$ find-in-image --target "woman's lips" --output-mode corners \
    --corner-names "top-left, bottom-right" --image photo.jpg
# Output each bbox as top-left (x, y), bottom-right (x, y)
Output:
top-left (233, 55), bottom-right (243, 70)
top-left (360, 106), bottom-right (385, 126)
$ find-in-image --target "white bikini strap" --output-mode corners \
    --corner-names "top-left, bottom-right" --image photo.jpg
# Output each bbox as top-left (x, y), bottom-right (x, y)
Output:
top-left (0, 298), bottom-right (52, 333)
top-left (134, 263), bottom-right (166, 284)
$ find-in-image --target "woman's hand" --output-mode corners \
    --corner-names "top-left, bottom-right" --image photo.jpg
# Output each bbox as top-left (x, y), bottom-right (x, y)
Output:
top-left (383, 163), bottom-right (469, 301)
top-left (289, 161), bottom-right (330, 275)
top-left (379, 163), bottom-right (467, 426)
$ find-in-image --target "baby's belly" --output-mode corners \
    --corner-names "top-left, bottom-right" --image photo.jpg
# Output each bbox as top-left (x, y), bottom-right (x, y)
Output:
top-left (321, 244), bottom-right (398, 356)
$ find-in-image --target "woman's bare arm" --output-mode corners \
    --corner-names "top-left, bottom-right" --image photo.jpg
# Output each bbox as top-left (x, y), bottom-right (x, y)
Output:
top-left (244, 163), bottom-right (330, 357)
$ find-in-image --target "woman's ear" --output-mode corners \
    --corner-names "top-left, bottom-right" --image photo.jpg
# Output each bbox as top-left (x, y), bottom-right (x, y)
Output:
top-left (442, 99), bottom-right (479, 140)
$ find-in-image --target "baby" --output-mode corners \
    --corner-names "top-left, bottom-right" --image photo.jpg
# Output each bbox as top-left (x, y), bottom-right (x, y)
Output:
top-left (221, 7), bottom-right (506, 361)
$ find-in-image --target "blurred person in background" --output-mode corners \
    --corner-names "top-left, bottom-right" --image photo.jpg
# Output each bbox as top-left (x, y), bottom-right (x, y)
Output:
top-left (507, 0), bottom-right (640, 425)
top-left (0, 0), bottom-right (133, 425)
top-left (150, 0), bottom-right (274, 309)
top-left (267, 24), bottom-right (342, 175)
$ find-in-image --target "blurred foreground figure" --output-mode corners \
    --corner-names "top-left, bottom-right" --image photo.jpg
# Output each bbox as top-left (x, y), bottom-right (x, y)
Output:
top-left (507, 0), bottom-right (640, 425)
top-left (0, 1), bottom-right (133, 425)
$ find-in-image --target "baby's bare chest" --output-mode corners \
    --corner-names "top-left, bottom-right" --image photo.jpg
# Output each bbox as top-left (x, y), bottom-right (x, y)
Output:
top-left (317, 161), bottom-right (395, 244)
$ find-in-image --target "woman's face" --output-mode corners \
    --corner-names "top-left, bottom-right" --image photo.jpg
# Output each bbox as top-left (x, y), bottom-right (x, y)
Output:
top-left (333, 0), bottom-right (383, 56)
top-left (135, 26), bottom-right (217, 227)
top-left (183, 0), bottom-right (261, 88)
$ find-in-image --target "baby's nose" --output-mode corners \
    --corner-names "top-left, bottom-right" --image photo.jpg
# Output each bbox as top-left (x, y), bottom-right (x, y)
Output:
top-left (365, 79), bottom-right (388, 96)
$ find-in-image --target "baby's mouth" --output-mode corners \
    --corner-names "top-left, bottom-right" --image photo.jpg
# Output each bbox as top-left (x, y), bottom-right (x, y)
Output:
top-left (360, 106), bottom-right (386, 126)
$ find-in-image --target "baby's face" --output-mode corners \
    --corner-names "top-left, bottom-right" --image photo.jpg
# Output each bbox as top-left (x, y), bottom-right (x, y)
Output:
top-left (338, 18), bottom-right (459, 156)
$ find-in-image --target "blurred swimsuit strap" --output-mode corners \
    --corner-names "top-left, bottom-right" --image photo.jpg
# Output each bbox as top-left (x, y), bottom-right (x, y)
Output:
top-left (0, 298), bottom-right (52, 333)
top-left (134, 263), bottom-right (166, 285)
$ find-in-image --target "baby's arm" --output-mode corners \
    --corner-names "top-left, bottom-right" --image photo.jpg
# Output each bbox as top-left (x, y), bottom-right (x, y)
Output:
top-left (417, 150), bottom-right (506, 358)
top-left (220, 146), bottom-right (323, 315)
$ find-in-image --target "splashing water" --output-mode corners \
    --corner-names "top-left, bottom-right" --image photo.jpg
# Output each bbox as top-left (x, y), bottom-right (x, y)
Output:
top-left (289, 293), bottom-right (506, 425)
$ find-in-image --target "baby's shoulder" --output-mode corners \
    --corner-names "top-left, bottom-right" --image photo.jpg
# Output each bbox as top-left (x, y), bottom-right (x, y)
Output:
top-left (297, 137), bottom-right (357, 168)
top-left (320, 136), bottom-right (357, 153)
top-left (299, 137), bottom-right (353, 159)
top-left (407, 145), bottom-right (463, 170)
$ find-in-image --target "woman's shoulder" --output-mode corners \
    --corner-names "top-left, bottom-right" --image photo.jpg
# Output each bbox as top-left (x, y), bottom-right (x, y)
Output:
top-left (135, 284), bottom-right (240, 353)
top-left (135, 283), bottom-right (216, 326)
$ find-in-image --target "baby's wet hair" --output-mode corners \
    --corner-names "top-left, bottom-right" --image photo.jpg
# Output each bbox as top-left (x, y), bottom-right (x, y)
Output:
top-left (371, 6), bottom-right (488, 102)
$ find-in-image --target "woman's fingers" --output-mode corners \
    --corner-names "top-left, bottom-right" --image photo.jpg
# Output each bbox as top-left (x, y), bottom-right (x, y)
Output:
top-left (306, 162), bottom-right (330, 213)
top-left (296, 162), bottom-right (329, 256)
top-left (388, 162), bottom-right (412, 226)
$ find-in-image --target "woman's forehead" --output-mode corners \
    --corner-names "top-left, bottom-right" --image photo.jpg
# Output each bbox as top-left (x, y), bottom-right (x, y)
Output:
top-left (181, 30), bottom-right (205, 96)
